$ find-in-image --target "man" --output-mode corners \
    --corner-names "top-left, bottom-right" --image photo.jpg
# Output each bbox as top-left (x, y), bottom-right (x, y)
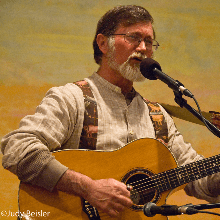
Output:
top-left (1, 5), bottom-right (220, 218)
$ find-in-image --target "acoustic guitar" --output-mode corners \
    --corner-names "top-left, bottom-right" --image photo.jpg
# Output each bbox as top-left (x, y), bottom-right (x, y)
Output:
top-left (18, 138), bottom-right (220, 220)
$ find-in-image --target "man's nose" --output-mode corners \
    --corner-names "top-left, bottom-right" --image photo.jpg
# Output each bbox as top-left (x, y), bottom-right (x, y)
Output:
top-left (136, 40), bottom-right (147, 51)
top-left (136, 41), bottom-right (152, 58)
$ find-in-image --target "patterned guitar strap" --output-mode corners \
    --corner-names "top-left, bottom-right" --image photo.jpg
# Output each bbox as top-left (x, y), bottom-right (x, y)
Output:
top-left (74, 80), bottom-right (100, 220)
top-left (74, 80), bottom-right (98, 151)
top-left (143, 98), bottom-right (169, 146)
top-left (74, 81), bottom-right (169, 219)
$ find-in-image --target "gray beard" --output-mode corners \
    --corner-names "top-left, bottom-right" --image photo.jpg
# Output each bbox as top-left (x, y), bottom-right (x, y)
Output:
top-left (107, 38), bottom-right (146, 82)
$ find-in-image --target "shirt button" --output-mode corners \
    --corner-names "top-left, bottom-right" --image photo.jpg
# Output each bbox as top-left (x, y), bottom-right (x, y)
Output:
top-left (129, 130), bottom-right (134, 135)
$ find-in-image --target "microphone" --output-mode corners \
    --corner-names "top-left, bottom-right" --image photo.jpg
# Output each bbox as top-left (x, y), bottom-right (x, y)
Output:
top-left (140, 58), bottom-right (193, 98)
top-left (143, 202), bottom-right (198, 217)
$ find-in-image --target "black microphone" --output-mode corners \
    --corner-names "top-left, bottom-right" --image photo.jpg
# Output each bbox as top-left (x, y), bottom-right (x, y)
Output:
top-left (143, 202), bottom-right (198, 217)
top-left (140, 58), bottom-right (193, 98)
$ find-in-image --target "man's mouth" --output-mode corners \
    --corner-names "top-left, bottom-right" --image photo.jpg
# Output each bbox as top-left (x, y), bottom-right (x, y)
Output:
top-left (131, 57), bottom-right (143, 62)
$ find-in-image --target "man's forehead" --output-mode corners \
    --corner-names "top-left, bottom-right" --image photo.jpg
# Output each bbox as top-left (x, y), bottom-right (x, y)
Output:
top-left (115, 22), bottom-right (153, 33)
top-left (115, 22), bottom-right (154, 37)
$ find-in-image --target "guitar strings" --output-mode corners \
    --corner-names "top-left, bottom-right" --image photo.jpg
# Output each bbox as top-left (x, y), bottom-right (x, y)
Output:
top-left (128, 175), bottom-right (179, 203)
top-left (128, 164), bottom-right (216, 201)
top-left (128, 162), bottom-right (204, 192)
top-left (127, 175), bottom-right (161, 201)
top-left (127, 155), bottom-right (220, 203)
top-left (127, 168), bottom-right (186, 201)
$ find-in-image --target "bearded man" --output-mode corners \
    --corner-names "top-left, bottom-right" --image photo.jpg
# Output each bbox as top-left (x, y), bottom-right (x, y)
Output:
top-left (2, 5), bottom-right (220, 219)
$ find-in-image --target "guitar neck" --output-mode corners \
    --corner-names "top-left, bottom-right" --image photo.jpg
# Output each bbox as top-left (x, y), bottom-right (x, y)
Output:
top-left (153, 154), bottom-right (220, 192)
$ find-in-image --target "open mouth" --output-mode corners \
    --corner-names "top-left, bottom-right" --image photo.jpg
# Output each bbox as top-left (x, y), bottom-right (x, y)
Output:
top-left (132, 57), bottom-right (143, 62)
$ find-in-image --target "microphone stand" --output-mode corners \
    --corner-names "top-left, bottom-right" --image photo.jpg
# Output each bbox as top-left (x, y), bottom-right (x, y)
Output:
top-left (173, 85), bottom-right (220, 138)
top-left (143, 202), bottom-right (220, 217)
top-left (179, 202), bottom-right (220, 217)
top-left (185, 202), bottom-right (220, 211)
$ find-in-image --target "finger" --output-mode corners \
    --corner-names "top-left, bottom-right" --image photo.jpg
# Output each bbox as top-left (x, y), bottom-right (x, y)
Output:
top-left (114, 194), bottom-right (133, 207)
top-left (114, 182), bottom-right (131, 198)
top-left (108, 209), bottom-right (120, 218)
top-left (112, 202), bottom-right (127, 212)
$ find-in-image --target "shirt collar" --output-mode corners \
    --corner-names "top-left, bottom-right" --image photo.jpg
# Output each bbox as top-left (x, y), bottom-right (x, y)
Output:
top-left (91, 72), bottom-right (137, 104)
top-left (92, 72), bottom-right (122, 94)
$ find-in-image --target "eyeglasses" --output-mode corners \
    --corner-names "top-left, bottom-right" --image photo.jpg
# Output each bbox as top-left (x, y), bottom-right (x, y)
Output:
top-left (111, 32), bottom-right (160, 52)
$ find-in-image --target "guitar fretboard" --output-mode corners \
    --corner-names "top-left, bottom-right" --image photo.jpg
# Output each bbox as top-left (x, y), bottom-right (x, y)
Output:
top-left (153, 154), bottom-right (220, 193)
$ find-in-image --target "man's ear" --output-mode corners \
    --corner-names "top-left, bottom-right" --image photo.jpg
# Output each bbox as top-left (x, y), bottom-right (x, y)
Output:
top-left (96, 33), bottom-right (109, 55)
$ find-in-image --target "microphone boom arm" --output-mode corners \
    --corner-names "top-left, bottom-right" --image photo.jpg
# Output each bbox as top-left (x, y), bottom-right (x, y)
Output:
top-left (173, 90), bottom-right (220, 138)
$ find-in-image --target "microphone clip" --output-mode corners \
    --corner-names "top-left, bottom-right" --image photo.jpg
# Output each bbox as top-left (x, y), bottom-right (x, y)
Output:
top-left (143, 202), bottom-right (198, 217)
top-left (173, 82), bottom-right (188, 108)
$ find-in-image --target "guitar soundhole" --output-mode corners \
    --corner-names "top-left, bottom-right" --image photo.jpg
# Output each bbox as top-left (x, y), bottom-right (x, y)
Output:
top-left (121, 168), bottom-right (160, 211)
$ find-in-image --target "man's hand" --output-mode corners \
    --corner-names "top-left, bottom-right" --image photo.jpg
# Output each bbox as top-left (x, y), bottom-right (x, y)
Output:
top-left (82, 178), bottom-right (133, 218)
top-left (56, 169), bottom-right (133, 218)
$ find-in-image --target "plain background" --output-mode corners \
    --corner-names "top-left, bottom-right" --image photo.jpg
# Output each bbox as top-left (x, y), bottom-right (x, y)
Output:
top-left (1, 1), bottom-right (220, 219)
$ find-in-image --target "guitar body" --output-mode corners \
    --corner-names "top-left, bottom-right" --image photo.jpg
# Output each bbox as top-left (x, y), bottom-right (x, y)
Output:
top-left (18, 138), bottom-right (179, 220)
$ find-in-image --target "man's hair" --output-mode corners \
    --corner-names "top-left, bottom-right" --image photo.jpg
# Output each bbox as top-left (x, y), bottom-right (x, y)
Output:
top-left (93, 5), bottom-right (154, 65)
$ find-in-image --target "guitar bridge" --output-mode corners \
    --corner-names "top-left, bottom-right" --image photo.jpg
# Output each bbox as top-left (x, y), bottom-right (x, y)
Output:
top-left (82, 199), bottom-right (100, 220)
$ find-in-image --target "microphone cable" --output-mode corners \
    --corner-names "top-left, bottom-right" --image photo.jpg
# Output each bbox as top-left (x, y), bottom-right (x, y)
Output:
top-left (191, 95), bottom-right (220, 138)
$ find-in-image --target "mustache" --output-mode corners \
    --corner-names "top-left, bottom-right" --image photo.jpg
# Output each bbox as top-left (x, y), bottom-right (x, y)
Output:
top-left (127, 52), bottom-right (147, 62)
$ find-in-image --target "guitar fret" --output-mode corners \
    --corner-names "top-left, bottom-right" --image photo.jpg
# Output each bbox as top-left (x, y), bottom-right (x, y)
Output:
top-left (164, 171), bottom-right (172, 189)
top-left (153, 172), bottom-right (170, 192)
top-left (152, 154), bottom-right (220, 194)
top-left (195, 156), bottom-right (220, 179)
top-left (177, 168), bottom-right (186, 185)
top-left (193, 161), bottom-right (202, 180)
top-left (201, 159), bottom-right (213, 178)
top-left (156, 174), bottom-right (166, 191)
top-left (153, 173), bottom-right (165, 192)
top-left (198, 160), bottom-right (206, 178)
top-left (166, 169), bottom-right (179, 188)
top-left (188, 163), bottom-right (196, 181)
top-left (205, 157), bottom-right (217, 175)
top-left (203, 159), bottom-right (213, 176)
top-left (174, 167), bottom-right (186, 186)
top-left (178, 155), bottom-right (220, 184)
top-left (184, 164), bottom-right (196, 182)
top-left (177, 166), bottom-right (189, 186)
top-left (206, 156), bottom-right (220, 174)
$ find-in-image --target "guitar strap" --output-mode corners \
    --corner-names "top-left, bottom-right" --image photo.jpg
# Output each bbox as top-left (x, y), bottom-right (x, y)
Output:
top-left (74, 81), bottom-right (98, 150)
top-left (74, 80), bottom-right (169, 149)
top-left (143, 98), bottom-right (169, 146)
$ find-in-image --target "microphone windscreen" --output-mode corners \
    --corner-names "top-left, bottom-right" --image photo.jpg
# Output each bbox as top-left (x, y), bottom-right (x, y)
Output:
top-left (140, 58), bottom-right (162, 80)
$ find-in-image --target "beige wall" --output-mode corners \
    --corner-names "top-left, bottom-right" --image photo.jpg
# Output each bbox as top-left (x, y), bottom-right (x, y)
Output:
top-left (1, 0), bottom-right (220, 219)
